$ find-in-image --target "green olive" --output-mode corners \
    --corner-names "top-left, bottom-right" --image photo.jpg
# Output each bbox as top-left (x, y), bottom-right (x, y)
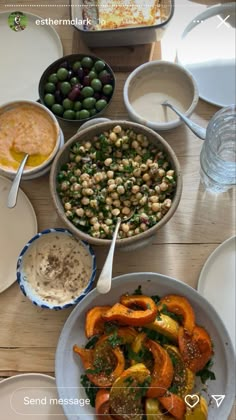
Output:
top-left (70, 77), bottom-right (79, 86)
top-left (81, 86), bottom-right (94, 98)
top-left (63, 109), bottom-right (75, 120)
top-left (88, 70), bottom-right (97, 80)
top-left (82, 97), bottom-right (96, 110)
top-left (77, 109), bottom-right (90, 120)
top-left (51, 103), bottom-right (64, 116)
top-left (89, 108), bottom-right (97, 117)
top-left (72, 61), bottom-right (81, 71)
top-left (103, 84), bottom-right (113, 95)
top-left (44, 93), bottom-right (55, 107)
top-left (63, 98), bottom-right (74, 110)
top-left (57, 67), bottom-right (69, 81)
top-left (44, 82), bottom-right (56, 94)
top-left (48, 73), bottom-right (58, 84)
top-left (74, 101), bottom-right (82, 111)
top-left (60, 82), bottom-right (71, 96)
top-left (95, 99), bottom-right (107, 111)
top-left (91, 78), bottom-right (102, 92)
top-left (94, 60), bottom-right (106, 72)
top-left (81, 56), bottom-right (94, 69)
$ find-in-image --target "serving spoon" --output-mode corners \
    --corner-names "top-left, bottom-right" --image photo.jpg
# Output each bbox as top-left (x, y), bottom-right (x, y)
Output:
top-left (7, 153), bottom-right (29, 208)
top-left (162, 100), bottom-right (206, 140)
top-left (96, 211), bottom-right (135, 294)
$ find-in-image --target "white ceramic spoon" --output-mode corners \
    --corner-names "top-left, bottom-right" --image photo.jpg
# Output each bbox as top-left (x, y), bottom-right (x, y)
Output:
top-left (7, 154), bottom-right (29, 208)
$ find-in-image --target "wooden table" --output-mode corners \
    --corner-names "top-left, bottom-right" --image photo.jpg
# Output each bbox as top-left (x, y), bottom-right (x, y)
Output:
top-left (0, 1), bottom-right (235, 418)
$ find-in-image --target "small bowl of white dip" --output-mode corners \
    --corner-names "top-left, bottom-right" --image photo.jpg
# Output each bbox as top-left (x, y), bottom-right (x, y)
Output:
top-left (123, 60), bottom-right (199, 131)
top-left (16, 228), bottom-right (96, 310)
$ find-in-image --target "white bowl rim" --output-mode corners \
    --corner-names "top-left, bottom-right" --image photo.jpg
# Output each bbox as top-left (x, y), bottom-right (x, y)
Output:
top-left (0, 100), bottom-right (61, 176)
top-left (16, 228), bottom-right (97, 310)
top-left (123, 60), bottom-right (199, 130)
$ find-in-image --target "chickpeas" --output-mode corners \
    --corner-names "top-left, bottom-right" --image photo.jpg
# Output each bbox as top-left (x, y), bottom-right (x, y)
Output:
top-left (57, 126), bottom-right (176, 240)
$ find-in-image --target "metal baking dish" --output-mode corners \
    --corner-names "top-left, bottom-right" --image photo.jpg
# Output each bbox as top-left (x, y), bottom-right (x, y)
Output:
top-left (70, 0), bottom-right (174, 47)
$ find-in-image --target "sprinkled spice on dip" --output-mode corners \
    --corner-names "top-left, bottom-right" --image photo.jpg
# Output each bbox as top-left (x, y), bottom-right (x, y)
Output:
top-left (22, 232), bottom-right (93, 305)
top-left (0, 103), bottom-right (58, 171)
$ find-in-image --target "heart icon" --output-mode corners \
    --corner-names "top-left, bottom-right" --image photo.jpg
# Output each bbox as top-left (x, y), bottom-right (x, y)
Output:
top-left (184, 394), bottom-right (200, 409)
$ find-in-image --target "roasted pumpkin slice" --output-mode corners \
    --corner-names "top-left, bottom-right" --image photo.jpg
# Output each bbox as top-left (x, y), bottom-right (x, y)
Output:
top-left (73, 338), bottom-right (125, 387)
top-left (178, 325), bottom-right (213, 373)
top-left (95, 389), bottom-right (114, 419)
top-left (109, 363), bottom-right (151, 420)
top-left (85, 306), bottom-right (112, 338)
top-left (145, 398), bottom-right (174, 419)
top-left (103, 295), bottom-right (157, 326)
top-left (165, 345), bottom-right (195, 397)
top-left (146, 313), bottom-right (180, 342)
top-left (158, 295), bottom-right (195, 334)
top-left (158, 393), bottom-right (186, 420)
top-left (145, 340), bottom-right (174, 398)
top-left (185, 395), bottom-right (208, 419)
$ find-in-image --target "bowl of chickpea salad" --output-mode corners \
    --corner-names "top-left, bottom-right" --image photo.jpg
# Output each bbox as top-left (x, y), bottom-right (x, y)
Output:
top-left (50, 121), bottom-right (182, 248)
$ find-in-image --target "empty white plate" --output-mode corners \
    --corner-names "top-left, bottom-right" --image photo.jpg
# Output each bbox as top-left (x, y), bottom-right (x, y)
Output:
top-left (198, 236), bottom-right (236, 352)
top-left (0, 176), bottom-right (37, 293)
top-left (0, 11), bottom-right (63, 105)
top-left (177, 3), bottom-right (236, 107)
top-left (0, 374), bottom-right (66, 419)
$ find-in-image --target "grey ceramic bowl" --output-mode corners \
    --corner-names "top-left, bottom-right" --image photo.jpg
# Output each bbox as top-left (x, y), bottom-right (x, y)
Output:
top-left (49, 121), bottom-right (182, 249)
top-left (39, 53), bottom-right (115, 125)
top-left (17, 228), bottom-right (96, 310)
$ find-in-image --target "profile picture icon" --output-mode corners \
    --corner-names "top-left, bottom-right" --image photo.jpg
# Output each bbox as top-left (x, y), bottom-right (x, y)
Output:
top-left (8, 11), bottom-right (27, 32)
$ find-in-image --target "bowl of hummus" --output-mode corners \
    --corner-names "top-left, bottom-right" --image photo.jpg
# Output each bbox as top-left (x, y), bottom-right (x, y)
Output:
top-left (16, 228), bottom-right (97, 309)
top-left (0, 100), bottom-right (61, 179)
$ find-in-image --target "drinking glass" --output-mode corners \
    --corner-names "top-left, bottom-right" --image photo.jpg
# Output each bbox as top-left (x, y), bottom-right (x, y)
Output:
top-left (200, 105), bottom-right (236, 193)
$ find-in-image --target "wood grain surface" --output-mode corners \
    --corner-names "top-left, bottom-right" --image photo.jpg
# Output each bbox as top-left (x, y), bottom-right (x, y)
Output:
top-left (0, 1), bottom-right (235, 419)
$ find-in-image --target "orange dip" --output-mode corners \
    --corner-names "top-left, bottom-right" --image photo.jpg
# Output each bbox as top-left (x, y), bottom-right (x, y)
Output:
top-left (0, 104), bottom-right (58, 170)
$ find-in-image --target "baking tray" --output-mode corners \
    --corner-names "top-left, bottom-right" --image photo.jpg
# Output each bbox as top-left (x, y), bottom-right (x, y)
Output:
top-left (70, 0), bottom-right (174, 47)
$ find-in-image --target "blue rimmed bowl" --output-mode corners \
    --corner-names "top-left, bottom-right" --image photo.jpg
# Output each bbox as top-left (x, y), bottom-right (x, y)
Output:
top-left (16, 228), bottom-right (96, 310)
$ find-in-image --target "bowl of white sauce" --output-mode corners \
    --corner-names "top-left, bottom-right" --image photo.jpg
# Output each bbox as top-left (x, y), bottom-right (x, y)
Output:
top-left (17, 228), bottom-right (96, 310)
top-left (123, 60), bottom-right (199, 131)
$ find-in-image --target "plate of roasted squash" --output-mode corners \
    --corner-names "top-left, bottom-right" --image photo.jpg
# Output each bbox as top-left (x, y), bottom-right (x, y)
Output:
top-left (55, 272), bottom-right (235, 419)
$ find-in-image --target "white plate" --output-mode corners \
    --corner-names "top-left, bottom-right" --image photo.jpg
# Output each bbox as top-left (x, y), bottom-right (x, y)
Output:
top-left (198, 236), bottom-right (236, 352)
top-left (177, 3), bottom-right (236, 107)
top-left (0, 11), bottom-right (63, 105)
top-left (0, 176), bottom-right (37, 293)
top-left (0, 373), bottom-right (66, 419)
top-left (55, 272), bottom-right (235, 420)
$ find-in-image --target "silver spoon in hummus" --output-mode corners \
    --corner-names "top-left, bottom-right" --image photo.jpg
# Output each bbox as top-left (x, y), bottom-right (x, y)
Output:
top-left (7, 153), bottom-right (29, 208)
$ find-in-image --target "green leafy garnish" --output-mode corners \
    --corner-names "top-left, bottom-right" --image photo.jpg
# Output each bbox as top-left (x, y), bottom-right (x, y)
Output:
top-left (126, 344), bottom-right (152, 363)
top-left (133, 285), bottom-right (143, 295)
top-left (104, 322), bottom-right (118, 334)
top-left (80, 374), bottom-right (99, 407)
top-left (85, 336), bottom-right (99, 349)
top-left (196, 359), bottom-right (216, 384)
top-left (160, 304), bottom-right (184, 324)
top-left (141, 327), bottom-right (172, 345)
top-left (134, 377), bottom-right (152, 399)
top-left (151, 295), bottom-right (161, 304)
top-left (107, 330), bottom-right (124, 348)
top-left (168, 384), bottom-right (179, 394)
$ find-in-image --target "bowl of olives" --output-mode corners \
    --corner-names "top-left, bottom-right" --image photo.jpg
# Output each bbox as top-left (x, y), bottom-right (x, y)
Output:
top-left (39, 54), bottom-right (115, 123)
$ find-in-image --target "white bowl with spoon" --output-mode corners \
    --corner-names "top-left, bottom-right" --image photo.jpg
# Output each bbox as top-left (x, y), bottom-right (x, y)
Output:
top-left (123, 60), bottom-right (199, 131)
top-left (0, 100), bottom-right (61, 179)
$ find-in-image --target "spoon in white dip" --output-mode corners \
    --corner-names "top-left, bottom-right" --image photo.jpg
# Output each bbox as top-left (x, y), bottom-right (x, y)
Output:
top-left (162, 101), bottom-right (206, 140)
top-left (96, 210), bottom-right (135, 294)
top-left (7, 153), bottom-right (29, 208)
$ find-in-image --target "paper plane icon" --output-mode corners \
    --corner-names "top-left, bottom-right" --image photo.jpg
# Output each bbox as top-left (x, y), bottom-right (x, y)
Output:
top-left (212, 395), bottom-right (225, 407)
